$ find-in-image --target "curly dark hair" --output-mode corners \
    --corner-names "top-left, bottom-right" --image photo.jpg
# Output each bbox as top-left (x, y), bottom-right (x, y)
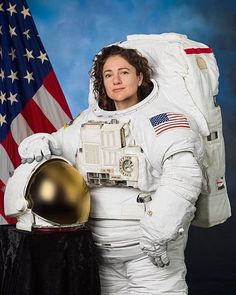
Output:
top-left (90, 45), bottom-right (153, 111)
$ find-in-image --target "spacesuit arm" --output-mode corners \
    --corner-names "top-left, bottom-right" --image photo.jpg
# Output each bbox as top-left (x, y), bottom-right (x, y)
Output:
top-left (140, 151), bottom-right (202, 245)
top-left (18, 112), bottom-right (87, 165)
top-left (135, 112), bottom-right (204, 246)
top-left (51, 123), bottom-right (80, 165)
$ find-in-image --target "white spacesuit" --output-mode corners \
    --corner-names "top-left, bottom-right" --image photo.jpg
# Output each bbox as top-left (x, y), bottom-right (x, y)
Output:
top-left (18, 78), bottom-right (203, 294)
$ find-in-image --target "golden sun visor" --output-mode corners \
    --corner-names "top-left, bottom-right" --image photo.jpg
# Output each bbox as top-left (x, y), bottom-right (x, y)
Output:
top-left (4, 157), bottom-right (90, 231)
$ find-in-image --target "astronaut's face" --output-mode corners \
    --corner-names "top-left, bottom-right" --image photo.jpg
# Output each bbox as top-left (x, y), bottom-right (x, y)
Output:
top-left (103, 55), bottom-right (143, 110)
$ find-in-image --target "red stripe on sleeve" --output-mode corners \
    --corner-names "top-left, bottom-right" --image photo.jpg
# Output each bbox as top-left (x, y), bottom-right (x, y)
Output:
top-left (184, 48), bottom-right (213, 54)
top-left (43, 71), bottom-right (72, 118)
top-left (21, 98), bottom-right (57, 134)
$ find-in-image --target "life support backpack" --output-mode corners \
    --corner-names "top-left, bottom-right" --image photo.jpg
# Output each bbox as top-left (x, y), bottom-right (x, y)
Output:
top-left (89, 33), bottom-right (231, 228)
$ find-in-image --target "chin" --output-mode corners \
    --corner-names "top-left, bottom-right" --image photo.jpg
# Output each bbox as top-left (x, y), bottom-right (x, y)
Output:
top-left (111, 96), bottom-right (127, 102)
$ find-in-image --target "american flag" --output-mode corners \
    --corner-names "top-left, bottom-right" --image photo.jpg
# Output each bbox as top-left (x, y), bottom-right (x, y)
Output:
top-left (150, 112), bottom-right (190, 136)
top-left (0, 0), bottom-right (72, 224)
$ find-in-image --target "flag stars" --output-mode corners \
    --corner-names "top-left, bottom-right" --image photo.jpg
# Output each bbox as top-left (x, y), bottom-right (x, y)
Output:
top-left (24, 70), bottom-right (34, 83)
top-left (7, 2), bottom-right (17, 16)
top-left (0, 68), bottom-right (4, 80)
top-left (0, 114), bottom-right (7, 127)
top-left (37, 51), bottom-right (48, 63)
top-left (21, 5), bottom-right (30, 19)
top-left (9, 48), bottom-right (17, 60)
top-left (0, 3), bottom-right (4, 12)
top-left (0, 47), bottom-right (2, 58)
top-left (24, 49), bottom-right (34, 61)
top-left (23, 29), bottom-right (30, 40)
top-left (9, 25), bottom-right (17, 37)
top-left (0, 25), bottom-right (2, 35)
top-left (0, 91), bottom-right (6, 104)
top-left (7, 70), bottom-right (19, 83)
top-left (7, 92), bottom-right (18, 105)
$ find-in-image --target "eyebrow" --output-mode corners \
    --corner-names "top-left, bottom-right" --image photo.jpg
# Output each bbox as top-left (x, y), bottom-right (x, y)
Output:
top-left (103, 67), bottom-right (130, 74)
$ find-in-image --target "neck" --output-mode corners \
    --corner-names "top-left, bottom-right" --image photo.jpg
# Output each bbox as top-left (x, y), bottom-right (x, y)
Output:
top-left (114, 97), bottom-right (139, 111)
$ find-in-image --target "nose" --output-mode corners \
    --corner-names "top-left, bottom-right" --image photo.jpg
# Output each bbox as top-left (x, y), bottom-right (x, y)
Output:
top-left (113, 73), bottom-right (122, 85)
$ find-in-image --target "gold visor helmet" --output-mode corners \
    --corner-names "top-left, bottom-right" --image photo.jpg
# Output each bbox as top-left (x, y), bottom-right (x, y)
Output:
top-left (4, 157), bottom-right (90, 231)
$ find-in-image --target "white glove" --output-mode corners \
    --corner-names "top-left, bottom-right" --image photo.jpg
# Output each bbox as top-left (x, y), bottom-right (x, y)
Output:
top-left (140, 238), bottom-right (170, 268)
top-left (18, 133), bottom-right (62, 163)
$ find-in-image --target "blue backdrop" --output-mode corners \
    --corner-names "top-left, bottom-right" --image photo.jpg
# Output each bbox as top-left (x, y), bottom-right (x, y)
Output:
top-left (28, 1), bottom-right (236, 294)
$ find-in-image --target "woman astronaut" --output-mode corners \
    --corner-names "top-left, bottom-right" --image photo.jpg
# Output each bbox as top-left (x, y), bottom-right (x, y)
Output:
top-left (18, 45), bottom-right (203, 294)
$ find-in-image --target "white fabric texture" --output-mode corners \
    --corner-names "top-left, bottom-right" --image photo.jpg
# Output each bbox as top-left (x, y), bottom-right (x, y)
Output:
top-left (140, 152), bottom-right (202, 244)
top-left (88, 33), bottom-right (231, 228)
top-left (18, 80), bottom-right (203, 240)
top-left (18, 132), bottom-right (62, 163)
top-left (92, 219), bottom-right (188, 295)
top-left (18, 79), bottom-right (203, 293)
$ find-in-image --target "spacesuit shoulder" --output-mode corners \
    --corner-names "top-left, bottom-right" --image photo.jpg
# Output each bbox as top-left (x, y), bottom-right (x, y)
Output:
top-left (49, 108), bottom-right (92, 165)
top-left (63, 109), bottom-right (90, 129)
top-left (134, 110), bottom-right (201, 170)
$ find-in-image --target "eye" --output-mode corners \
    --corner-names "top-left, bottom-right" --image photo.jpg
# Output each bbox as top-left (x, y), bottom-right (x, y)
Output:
top-left (104, 73), bottom-right (112, 79)
top-left (120, 70), bottom-right (129, 75)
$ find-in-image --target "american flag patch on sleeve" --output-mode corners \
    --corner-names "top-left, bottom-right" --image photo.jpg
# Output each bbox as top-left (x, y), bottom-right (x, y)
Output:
top-left (149, 113), bottom-right (190, 136)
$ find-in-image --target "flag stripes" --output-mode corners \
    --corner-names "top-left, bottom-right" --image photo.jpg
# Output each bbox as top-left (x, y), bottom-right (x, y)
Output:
top-left (0, 0), bottom-right (72, 223)
top-left (150, 113), bottom-right (190, 136)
